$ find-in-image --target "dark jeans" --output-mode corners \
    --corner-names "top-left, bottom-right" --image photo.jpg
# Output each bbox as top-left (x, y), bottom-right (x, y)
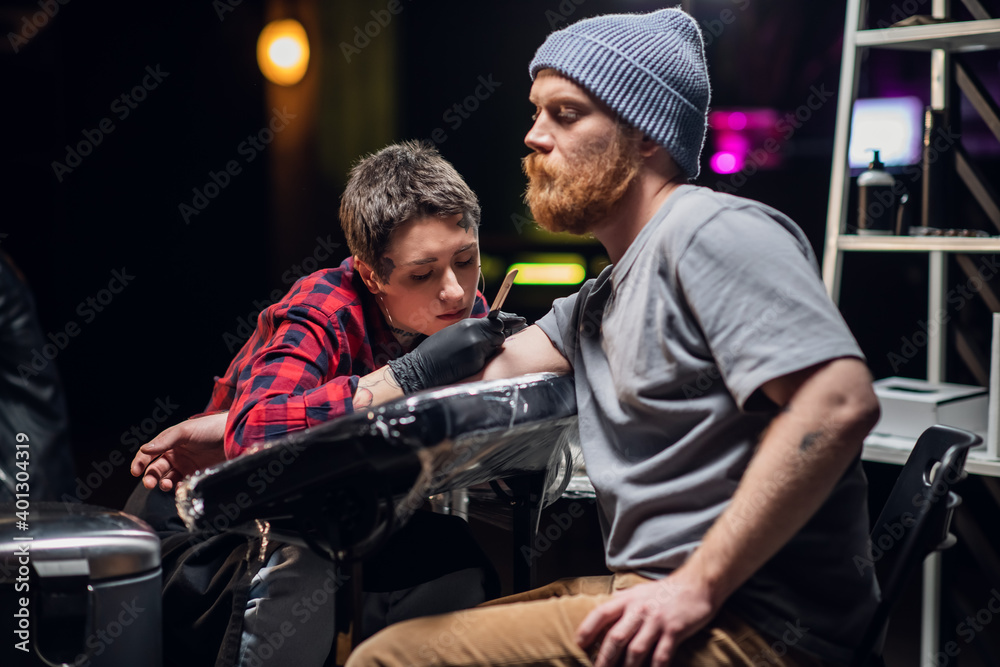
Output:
top-left (124, 484), bottom-right (498, 667)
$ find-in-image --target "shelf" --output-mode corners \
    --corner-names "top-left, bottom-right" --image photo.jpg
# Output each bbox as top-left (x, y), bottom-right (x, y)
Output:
top-left (856, 19), bottom-right (1000, 52)
top-left (864, 432), bottom-right (1000, 477)
top-left (838, 235), bottom-right (1000, 252)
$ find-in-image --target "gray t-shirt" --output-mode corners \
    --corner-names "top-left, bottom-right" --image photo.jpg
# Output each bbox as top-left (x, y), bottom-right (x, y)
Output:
top-left (536, 185), bottom-right (878, 664)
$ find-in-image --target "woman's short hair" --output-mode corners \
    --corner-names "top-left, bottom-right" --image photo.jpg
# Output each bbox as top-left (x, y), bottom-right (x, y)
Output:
top-left (340, 141), bottom-right (480, 281)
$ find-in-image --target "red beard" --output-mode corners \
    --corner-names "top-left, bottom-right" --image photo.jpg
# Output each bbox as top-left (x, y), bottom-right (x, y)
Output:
top-left (522, 128), bottom-right (641, 235)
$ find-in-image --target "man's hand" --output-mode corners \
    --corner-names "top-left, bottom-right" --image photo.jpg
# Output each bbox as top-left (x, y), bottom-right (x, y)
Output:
top-left (129, 412), bottom-right (228, 491)
top-left (576, 566), bottom-right (715, 667)
top-left (388, 316), bottom-right (506, 393)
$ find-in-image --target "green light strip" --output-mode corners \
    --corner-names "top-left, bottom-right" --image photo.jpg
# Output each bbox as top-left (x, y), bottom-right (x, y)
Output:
top-left (508, 263), bottom-right (586, 285)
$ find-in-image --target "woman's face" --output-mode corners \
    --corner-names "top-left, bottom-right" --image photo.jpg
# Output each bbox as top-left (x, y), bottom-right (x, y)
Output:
top-left (367, 212), bottom-right (480, 339)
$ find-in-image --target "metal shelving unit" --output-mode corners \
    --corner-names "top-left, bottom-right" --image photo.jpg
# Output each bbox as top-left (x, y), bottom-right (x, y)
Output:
top-left (822, 2), bottom-right (1000, 666)
top-left (855, 18), bottom-right (1000, 50)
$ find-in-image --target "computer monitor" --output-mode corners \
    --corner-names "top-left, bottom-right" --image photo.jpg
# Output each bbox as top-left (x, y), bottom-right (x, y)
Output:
top-left (849, 96), bottom-right (923, 169)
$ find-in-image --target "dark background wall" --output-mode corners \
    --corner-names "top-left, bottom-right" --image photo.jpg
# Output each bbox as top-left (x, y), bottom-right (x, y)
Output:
top-left (3, 2), bottom-right (1000, 663)
top-left (2, 0), bottom-right (271, 505)
top-left (1, 0), bottom-right (864, 509)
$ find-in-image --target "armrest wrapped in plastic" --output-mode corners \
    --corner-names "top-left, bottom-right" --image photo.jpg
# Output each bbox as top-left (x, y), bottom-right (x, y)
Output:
top-left (175, 373), bottom-right (577, 559)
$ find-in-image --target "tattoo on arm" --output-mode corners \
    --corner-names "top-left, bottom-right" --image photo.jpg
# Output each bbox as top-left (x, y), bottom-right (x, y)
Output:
top-left (352, 387), bottom-right (374, 409)
top-left (799, 430), bottom-right (823, 453)
top-left (353, 368), bottom-right (402, 409)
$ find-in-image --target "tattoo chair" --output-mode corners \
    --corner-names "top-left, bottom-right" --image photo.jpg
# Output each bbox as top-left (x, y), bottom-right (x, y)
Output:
top-left (851, 424), bottom-right (980, 667)
top-left (175, 372), bottom-right (578, 657)
top-left (175, 373), bottom-right (577, 561)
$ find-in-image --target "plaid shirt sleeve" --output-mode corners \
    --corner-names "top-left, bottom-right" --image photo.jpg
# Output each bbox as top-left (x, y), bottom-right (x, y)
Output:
top-left (224, 301), bottom-right (363, 459)
top-left (221, 285), bottom-right (492, 459)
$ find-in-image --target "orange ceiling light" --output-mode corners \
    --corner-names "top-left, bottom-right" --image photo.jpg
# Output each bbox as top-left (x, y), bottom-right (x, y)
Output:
top-left (257, 19), bottom-right (310, 86)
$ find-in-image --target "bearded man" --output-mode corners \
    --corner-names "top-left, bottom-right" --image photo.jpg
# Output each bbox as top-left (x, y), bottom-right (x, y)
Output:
top-left (348, 8), bottom-right (881, 667)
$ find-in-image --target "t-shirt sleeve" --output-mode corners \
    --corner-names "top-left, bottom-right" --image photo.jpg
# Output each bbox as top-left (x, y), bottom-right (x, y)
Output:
top-left (675, 207), bottom-right (864, 408)
top-left (535, 287), bottom-right (585, 366)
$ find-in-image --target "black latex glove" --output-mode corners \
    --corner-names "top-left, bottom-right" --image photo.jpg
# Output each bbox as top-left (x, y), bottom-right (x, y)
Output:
top-left (491, 310), bottom-right (528, 337)
top-left (388, 317), bottom-right (506, 394)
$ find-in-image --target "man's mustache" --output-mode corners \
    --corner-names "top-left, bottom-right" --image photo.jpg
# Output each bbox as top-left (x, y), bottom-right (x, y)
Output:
top-left (522, 152), bottom-right (557, 184)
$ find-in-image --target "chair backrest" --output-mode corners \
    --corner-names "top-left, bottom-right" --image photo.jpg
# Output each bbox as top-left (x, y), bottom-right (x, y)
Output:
top-left (852, 424), bottom-right (980, 666)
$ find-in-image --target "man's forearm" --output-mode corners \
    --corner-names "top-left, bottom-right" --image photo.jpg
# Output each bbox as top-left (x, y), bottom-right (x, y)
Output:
top-left (679, 358), bottom-right (879, 609)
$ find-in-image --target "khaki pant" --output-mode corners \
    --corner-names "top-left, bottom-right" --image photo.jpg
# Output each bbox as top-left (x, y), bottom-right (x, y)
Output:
top-left (345, 573), bottom-right (831, 667)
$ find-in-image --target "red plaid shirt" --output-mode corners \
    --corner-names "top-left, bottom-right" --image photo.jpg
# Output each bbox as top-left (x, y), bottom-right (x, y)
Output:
top-left (207, 257), bottom-right (487, 459)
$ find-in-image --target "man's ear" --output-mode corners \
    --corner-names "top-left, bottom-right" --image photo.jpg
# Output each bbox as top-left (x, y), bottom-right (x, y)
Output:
top-left (355, 258), bottom-right (382, 294)
top-left (642, 141), bottom-right (683, 181)
top-left (638, 133), bottom-right (661, 158)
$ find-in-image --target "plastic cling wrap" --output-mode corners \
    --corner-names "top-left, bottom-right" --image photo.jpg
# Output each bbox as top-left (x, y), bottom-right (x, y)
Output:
top-left (175, 373), bottom-right (578, 558)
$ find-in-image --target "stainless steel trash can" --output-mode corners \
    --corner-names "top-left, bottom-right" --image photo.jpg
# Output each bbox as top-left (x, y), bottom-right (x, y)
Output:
top-left (0, 502), bottom-right (161, 666)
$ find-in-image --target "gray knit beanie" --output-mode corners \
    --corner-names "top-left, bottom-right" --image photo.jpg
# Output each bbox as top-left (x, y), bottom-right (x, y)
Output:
top-left (529, 8), bottom-right (711, 179)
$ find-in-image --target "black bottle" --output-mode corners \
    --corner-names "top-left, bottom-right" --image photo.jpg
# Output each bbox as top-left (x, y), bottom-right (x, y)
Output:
top-left (857, 150), bottom-right (896, 235)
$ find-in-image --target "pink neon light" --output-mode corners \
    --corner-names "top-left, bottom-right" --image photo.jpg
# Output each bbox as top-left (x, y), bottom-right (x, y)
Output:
top-left (710, 152), bottom-right (742, 174)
